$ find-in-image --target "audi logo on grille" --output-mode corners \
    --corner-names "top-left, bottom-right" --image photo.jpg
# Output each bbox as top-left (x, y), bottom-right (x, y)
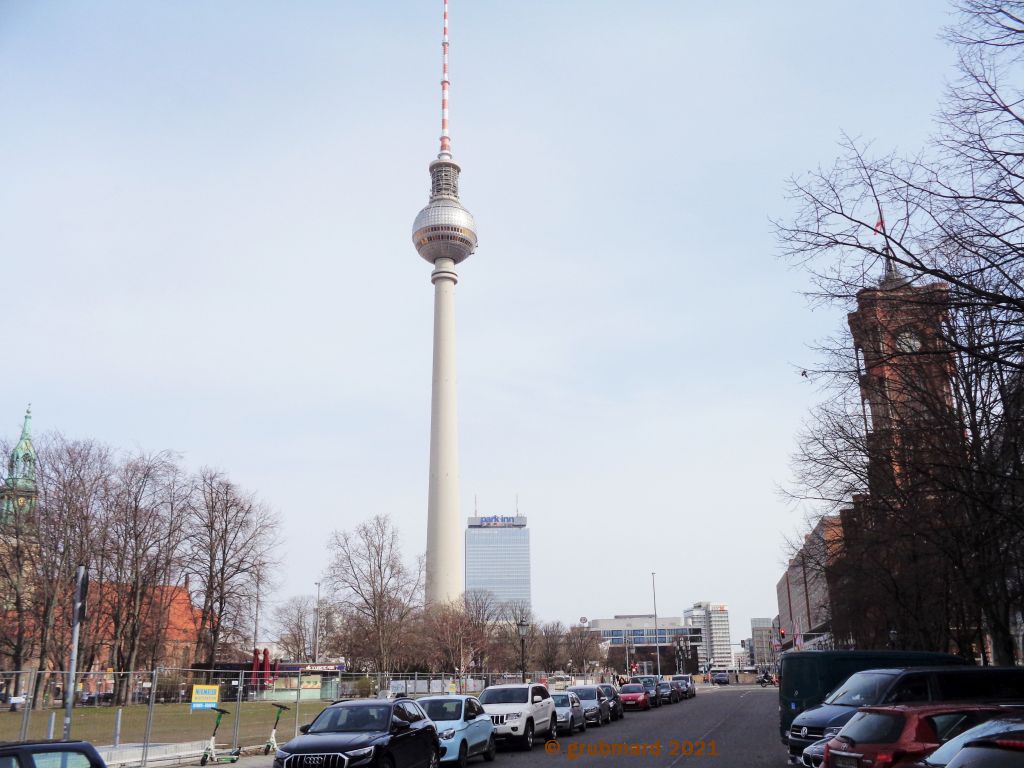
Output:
top-left (305, 757), bottom-right (324, 765)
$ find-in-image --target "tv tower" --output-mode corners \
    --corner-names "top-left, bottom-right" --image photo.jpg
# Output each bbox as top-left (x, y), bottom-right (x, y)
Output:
top-left (412, 0), bottom-right (478, 605)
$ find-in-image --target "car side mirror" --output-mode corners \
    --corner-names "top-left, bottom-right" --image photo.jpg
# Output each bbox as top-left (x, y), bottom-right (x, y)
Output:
top-left (532, 695), bottom-right (542, 704)
top-left (298, 724), bottom-right (310, 734)
top-left (392, 717), bottom-right (410, 731)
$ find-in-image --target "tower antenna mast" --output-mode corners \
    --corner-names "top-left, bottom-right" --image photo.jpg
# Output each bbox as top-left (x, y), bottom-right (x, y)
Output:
top-left (440, 0), bottom-right (451, 157)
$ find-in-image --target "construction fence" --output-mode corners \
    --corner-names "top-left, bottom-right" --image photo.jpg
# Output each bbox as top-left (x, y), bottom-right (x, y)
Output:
top-left (0, 668), bottom-right (603, 765)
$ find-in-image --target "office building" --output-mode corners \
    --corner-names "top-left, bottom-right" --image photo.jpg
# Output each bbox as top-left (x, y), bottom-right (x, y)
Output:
top-left (684, 602), bottom-right (732, 669)
top-left (464, 515), bottom-right (530, 609)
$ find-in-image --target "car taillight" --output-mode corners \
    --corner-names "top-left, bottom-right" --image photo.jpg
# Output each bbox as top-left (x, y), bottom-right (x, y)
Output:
top-left (872, 750), bottom-right (904, 768)
top-left (994, 739), bottom-right (1024, 750)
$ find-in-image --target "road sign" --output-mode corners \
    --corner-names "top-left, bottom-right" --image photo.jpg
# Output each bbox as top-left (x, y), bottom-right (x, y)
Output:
top-left (191, 684), bottom-right (219, 710)
top-left (579, 616), bottom-right (588, 624)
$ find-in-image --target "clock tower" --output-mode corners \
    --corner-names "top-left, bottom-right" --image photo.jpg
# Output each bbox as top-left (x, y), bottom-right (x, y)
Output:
top-left (1, 407), bottom-right (37, 524)
top-left (847, 260), bottom-right (953, 496)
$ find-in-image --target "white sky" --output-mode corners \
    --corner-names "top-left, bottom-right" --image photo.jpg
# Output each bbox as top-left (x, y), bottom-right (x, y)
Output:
top-left (0, 1), bottom-right (958, 645)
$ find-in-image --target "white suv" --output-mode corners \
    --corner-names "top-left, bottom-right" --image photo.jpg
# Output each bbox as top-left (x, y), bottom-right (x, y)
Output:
top-left (479, 683), bottom-right (557, 749)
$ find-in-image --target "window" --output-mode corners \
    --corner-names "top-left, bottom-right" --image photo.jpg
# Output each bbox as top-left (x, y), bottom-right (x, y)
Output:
top-left (840, 712), bottom-right (906, 744)
top-left (534, 686), bottom-right (550, 700)
top-left (30, 754), bottom-right (93, 768)
top-left (0, 757), bottom-right (19, 768)
top-left (399, 702), bottom-right (424, 722)
top-left (421, 698), bottom-right (462, 721)
top-left (887, 674), bottom-right (929, 704)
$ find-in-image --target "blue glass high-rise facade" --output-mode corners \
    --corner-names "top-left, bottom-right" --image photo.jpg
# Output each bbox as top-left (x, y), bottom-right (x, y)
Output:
top-left (465, 515), bottom-right (531, 610)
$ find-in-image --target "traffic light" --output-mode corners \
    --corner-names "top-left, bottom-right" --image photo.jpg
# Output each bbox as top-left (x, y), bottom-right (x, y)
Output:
top-left (779, 628), bottom-right (786, 639)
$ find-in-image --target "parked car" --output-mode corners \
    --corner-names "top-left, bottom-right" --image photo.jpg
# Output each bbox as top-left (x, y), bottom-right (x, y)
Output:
top-left (629, 676), bottom-right (662, 707)
top-left (597, 684), bottom-right (626, 721)
top-left (905, 715), bottom-right (1024, 767)
top-left (821, 703), bottom-right (1006, 768)
top-left (550, 691), bottom-right (586, 736)
top-left (671, 675), bottom-right (695, 699)
top-left (779, 650), bottom-right (970, 745)
top-left (786, 666), bottom-right (1024, 761)
top-left (275, 698), bottom-right (440, 768)
top-left (944, 727), bottom-right (1024, 768)
top-left (478, 683), bottom-right (557, 750)
top-left (418, 695), bottom-right (496, 766)
top-left (669, 681), bottom-right (688, 701)
top-left (801, 737), bottom-right (830, 768)
top-left (656, 681), bottom-right (678, 704)
top-left (712, 673), bottom-right (730, 685)
top-left (568, 686), bottom-right (612, 726)
top-left (618, 683), bottom-right (651, 711)
top-left (0, 741), bottom-right (108, 768)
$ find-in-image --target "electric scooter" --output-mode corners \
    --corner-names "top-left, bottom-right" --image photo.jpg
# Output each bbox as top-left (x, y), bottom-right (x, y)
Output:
top-left (200, 707), bottom-right (242, 766)
top-left (263, 703), bottom-right (291, 755)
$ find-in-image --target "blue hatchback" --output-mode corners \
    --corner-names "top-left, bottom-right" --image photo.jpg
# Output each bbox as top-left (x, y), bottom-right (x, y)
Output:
top-left (419, 694), bottom-right (497, 765)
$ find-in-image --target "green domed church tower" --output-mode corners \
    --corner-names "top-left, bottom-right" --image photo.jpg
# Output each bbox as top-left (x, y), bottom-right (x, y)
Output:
top-left (1, 407), bottom-right (37, 524)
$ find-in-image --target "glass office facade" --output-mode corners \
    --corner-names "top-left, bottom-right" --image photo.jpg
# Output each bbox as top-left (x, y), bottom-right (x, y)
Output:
top-left (465, 516), bottom-right (531, 609)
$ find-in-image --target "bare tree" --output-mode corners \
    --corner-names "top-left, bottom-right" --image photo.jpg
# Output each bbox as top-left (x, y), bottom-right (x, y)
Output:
top-left (535, 621), bottom-right (566, 673)
top-left (272, 595), bottom-right (316, 662)
top-left (187, 468), bottom-right (279, 671)
top-left (324, 514), bottom-right (422, 673)
top-left (564, 626), bottom-right (599, 674)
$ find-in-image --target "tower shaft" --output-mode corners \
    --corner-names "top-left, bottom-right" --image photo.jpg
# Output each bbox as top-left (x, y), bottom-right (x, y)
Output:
top-left (425, 257), bottom-right (463, 604)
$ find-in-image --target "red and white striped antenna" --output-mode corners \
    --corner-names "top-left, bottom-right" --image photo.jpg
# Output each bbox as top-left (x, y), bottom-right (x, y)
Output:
top-left (440, 0), bottom-right (451, 157)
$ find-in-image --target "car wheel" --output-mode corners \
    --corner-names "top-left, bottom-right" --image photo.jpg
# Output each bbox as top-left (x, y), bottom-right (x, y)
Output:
top-left (379, 756), bottom-right (395, 768)
top-left (579, 716), bottom-right (586, 732)
top-left (456, 741), bottom-right (468, 768)
top-left (521, 720), bottom-right (534, 750)
top-left (483, 736), bottom-right (496, 763)
top-left (611, 707), bottom-right (618, 722)
top-left (428, 748), bottom-right (439, 768)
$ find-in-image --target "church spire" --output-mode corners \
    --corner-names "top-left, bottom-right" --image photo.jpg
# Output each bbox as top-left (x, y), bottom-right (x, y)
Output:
top-left (9, 405), bottom-right (36, 490)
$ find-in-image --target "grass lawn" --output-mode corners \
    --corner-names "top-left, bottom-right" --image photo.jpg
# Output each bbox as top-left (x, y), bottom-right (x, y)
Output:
top-left (0, 700), bottom-right (331, 748)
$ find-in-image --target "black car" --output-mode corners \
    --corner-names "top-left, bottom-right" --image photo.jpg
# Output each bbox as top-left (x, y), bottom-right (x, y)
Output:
top-left (275, 699), bottom-right (440, 768)
top-left (0, 741), bottom-right (108, 768)
top-left (656, 681), bottom-right (677, 704)
top-left (597, 684), bottom-right (625, 721)
top-left (945, 727), bottom-right (1024, 767)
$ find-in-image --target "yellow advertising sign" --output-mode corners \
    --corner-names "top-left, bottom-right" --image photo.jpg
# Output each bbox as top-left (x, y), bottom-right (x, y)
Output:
top-left (191, 684), bottom-right (219, 709)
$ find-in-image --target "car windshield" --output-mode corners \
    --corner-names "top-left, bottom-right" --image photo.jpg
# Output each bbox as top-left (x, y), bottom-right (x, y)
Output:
top-left (309, 704), bottom-right (391, 733)
top-left (480, 688), bottom-right (528, 704)
top-left (824, 672), bottom-right (893, 706)
top-left (620, 685), bottom-right (644, 693)
top-left (570, 687), bottom-right (598, 700)
top-left (658, 682), bottom-right (670, 689)
top-left (924, 718), bottom-right (1024, 766)
top-left (552, 694), bottom-right (570, 707)
top-left (420, 698), bottom-right (463, 721)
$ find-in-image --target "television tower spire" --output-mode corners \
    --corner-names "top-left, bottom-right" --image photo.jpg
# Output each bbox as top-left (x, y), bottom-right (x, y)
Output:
top-left (412, 0), bottom-right (478, 605)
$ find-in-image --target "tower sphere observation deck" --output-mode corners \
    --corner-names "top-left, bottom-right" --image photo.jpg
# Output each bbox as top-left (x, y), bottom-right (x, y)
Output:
top-left (412, 155), bottom-right (478, 264)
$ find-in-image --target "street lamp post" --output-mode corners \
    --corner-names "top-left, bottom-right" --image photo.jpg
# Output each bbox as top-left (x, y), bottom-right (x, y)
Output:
top-left (517, 620), bottom-right (529, 684)
top-left (313, 581), bottom-right (321, 663)
top-left (651, 573), bottom-right (661, 679)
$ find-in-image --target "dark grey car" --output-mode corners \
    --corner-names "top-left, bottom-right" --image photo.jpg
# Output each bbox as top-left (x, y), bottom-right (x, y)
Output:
top-left (597, 684), bottom-right (625, 721)
top-left (568, 686), bottom-right (611, 727)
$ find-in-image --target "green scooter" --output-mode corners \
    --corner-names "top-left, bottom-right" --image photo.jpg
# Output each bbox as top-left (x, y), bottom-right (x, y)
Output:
top-left (200, 707), bottom-right (241, 766)
top-left (263, 703), bottom-right (291, 755)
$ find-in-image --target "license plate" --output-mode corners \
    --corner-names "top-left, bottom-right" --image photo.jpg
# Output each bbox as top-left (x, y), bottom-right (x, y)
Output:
top-left (833, 756), bottom-right (858, 768)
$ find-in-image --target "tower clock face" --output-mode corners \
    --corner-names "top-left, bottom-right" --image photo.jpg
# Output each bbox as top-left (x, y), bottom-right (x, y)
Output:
top-left (896, 331), bottom-right (922, 353)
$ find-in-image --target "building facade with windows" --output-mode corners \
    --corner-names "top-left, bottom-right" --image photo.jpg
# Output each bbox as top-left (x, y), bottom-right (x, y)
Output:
top-left (464, 515), bottom-right (531, 610)
top-left (684, 602), bottom-right (732, 670)
top-left (750, 618), bottom-right (775, 670)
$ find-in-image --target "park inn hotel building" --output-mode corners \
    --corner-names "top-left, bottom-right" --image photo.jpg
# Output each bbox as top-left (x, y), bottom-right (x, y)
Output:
top-left (464, 515), bottom-right (531, 610)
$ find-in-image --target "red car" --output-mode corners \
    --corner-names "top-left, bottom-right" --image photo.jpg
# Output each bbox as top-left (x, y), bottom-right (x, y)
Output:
top-left (824, 703), bottom-right (1006, 768)
top-left (618, 683), bottom-right (651, 710)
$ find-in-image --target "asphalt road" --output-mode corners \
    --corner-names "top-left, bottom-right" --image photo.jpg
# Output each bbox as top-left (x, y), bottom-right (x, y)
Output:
top-left (502, 686), bottom-right (783, 768)
top-left (234, 685), bottom-right (786, 768)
